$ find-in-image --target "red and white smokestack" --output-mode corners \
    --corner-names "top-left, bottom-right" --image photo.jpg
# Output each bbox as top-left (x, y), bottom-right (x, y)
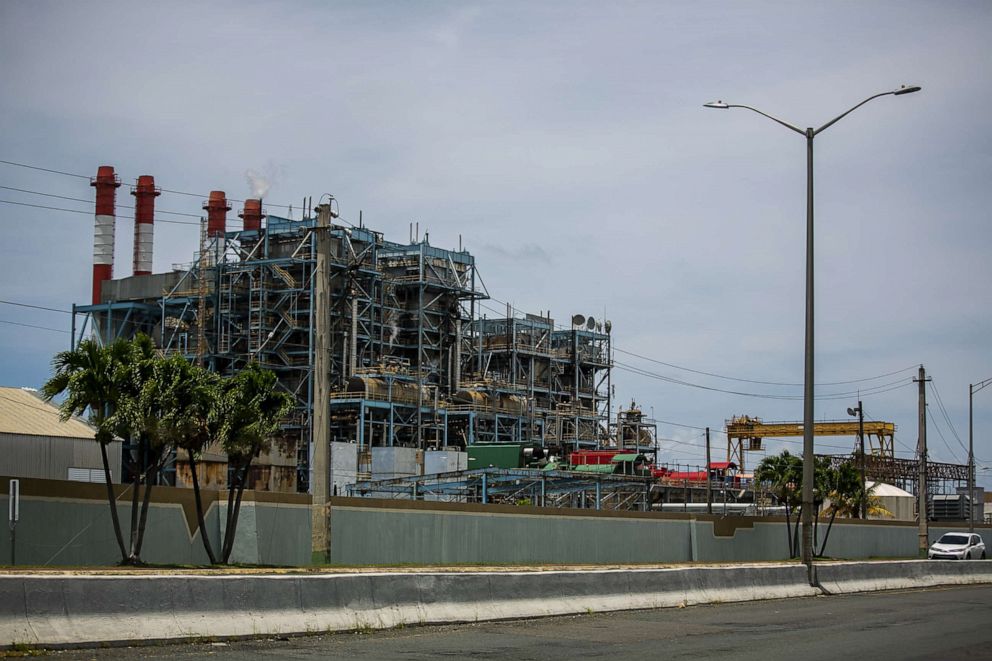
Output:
top-left (131, 175), bottom-right (160, 276)
top-left (203, 191), bottom-right (231, 238)
top-left (239, 198), bottom-right (263, 232)
top-left (91, 165), bottom-right (121, 305)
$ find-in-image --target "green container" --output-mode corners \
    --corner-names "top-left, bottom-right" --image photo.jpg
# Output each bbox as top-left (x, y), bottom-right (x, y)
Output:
top-left (467, 444), bottom-right (524, 469)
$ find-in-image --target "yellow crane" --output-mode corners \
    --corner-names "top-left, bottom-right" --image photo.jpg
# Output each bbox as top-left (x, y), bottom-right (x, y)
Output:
top-left (725, 415), bottom-right (896, 471)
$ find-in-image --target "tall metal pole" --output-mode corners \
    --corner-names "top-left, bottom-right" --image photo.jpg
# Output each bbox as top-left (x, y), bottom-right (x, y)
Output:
top-left (858, 400), bottom-right (866, 519)
top-left (969, 383), bottom-right (975, 533)
top-left (801, 127), bottom-right (815, 579)
top-left (970, 378), bottom-right (992, 532)
top-left (706, 426), bottom-right (713, 515)
top-left (703, 86), bottom-right (921, 580)
top-left (915, 366), bottom-right (929, 554)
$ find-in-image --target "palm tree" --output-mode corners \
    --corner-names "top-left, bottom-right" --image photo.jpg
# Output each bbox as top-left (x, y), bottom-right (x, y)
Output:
top-left (816, 461), bottom-right (860, 557)
top-left (108, 334), bottom-right (167, 563)
top-left (755, 451), bottom-right (803, 558)
top-left (215, 363), bottom-right (293, 564)
top-left (42, 338), bottom-right (132, 562)
top-left (140, 353), bottom-right (222, 564)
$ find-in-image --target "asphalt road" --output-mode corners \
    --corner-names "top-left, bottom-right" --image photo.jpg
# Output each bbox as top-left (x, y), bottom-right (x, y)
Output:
top-left (43, 585), bottom-right (992, 661)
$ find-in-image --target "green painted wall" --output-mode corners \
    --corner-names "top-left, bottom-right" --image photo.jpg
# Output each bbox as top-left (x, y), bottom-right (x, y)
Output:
top-left (0, 478), bottom-right (311, 567)
top-left (328, 499), bottom-right (986, 565)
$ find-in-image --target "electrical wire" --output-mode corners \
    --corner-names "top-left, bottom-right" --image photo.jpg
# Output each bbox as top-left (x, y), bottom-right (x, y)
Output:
top-left (0, 319), bottom-right (69, 334)
top-left (0, 185), bottom-right (203, 218)
top-left (0, 158), bottom-right (296, 210)
top-left (0, 199), bottom-right (204, 226)
top-left (614, 360), bottom-right (914, 402)
top-left (0, 299), bottom-right (72, 314)
top-left (614, 346), bottom-right (918, 387)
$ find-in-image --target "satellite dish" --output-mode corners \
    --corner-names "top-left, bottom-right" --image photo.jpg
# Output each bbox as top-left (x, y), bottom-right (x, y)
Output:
top-left (571, 314), bottom-right (586, 327)
top-left (586, 316), bottom-right (596, 330)
top-left (847, 407), bottom-right (856, 417)
top-left (604, 320), bottom-right (612, 334)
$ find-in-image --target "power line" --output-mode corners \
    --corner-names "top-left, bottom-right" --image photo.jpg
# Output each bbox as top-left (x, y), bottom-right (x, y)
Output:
top-left (614, 346), bottom-right (917, 387)
top-left (0, 185), bottom-right (203, 218)
top-left (0, 159), bottom-right (90, 180)
top-left (0, 319), bottom-right (69, 334)
top-left (614, 360), bottom-right (914, 401)
top-left (0, 299), bottom-right (72, 314)
top-left (0, 199), bottom-right (204, 226)
top-left (0, 158), bottom-right (295, 210)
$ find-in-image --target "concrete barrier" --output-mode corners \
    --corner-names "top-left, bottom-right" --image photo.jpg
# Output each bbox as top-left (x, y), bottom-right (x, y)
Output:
top-left (2, 561), bottom-right (990, 649)
top-left (816, 559), bottom-right (992, 594)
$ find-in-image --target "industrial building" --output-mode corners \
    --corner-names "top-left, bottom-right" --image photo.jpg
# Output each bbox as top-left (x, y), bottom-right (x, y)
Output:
top-left (0, 386), bottom-right (121, 483)
top-left (72, 166), bottom-right (623, 502)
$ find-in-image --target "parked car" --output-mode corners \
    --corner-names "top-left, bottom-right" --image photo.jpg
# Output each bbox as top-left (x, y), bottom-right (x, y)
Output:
top-left (928, 533), bottom-right (986, 560)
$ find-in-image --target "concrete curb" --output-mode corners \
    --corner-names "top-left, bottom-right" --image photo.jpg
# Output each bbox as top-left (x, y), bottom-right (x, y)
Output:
top-left (1, 561), bottom-right (989, 649)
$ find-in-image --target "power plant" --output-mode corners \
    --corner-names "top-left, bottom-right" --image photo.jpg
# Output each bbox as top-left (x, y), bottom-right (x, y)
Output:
top-left (72, 166), bottom-right (632, 500)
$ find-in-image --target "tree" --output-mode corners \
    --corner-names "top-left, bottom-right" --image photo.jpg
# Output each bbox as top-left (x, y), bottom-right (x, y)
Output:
top-left (755, 451), bottom-right (803, 558)
top-left (144, 353), bottom-right (222, 564)
top-left (42, 338), bottom-right (132, 562)
top-left (106, 334), bottom-right (174, 564)
top-left (817, 465), bottom-right (891, 557)
top-left (215, 363), bottom-right (293, 564)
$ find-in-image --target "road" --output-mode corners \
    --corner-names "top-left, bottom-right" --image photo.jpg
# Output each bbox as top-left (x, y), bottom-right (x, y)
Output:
top-left (46, 585), bottom-right (992, 660)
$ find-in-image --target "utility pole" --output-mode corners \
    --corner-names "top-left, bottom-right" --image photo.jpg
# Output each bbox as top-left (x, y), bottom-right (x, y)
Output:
top-left (970, 378), bottom-right (992, 533)
top-left (311, 202), bottom-right (335, 562)
top-left (705, 427), bottom-right (712, 515)
top-left (915, 366), bottom-right (931, 555)
top-left (857, 402), bottom-right (866, 519)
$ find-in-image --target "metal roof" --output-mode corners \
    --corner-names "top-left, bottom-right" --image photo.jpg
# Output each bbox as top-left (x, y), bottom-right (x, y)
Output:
top-left (0, 387), bottom-right (96, 439)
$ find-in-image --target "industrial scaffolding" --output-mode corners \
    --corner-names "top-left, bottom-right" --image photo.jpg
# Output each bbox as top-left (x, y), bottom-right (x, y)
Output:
top-left (73, 207), bottom-right (613, 493)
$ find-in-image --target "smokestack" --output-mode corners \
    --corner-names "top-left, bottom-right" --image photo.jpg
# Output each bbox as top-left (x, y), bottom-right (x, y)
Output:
top-left (203, 190), bottom-right (231, 238)
top-left (91, 165), bottom-right (121, 305)
top-left (239, 198), bottom-right (263, 232)
top-left (131, 175), bottom-right (160, 276)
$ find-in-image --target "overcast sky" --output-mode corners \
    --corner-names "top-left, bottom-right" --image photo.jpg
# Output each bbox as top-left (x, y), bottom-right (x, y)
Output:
top-left (1, 1), bottom-right (989, 484)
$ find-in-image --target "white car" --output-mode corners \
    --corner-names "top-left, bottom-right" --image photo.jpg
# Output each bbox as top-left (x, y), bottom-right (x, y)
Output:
top-left (928, 533), bottom-right (986, 560)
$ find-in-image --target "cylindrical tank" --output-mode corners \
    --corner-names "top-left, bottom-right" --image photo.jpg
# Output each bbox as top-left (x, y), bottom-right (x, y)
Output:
top-left (452, 389), bottom-right (494, 409)
top-left (91, 165), bottom-right (121, 304)
top-left (347, 376), bottom-right (427, 403)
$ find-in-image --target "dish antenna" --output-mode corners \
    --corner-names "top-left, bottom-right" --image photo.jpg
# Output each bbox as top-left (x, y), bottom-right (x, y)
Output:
top-left (586, 316), bottom-right (596, 330)
top-left (604, 320), bottom-right (612, 334)
top-left (846, 407), bottom-right (856, 416)
top-left (571, 314), bottom-right (586, 327)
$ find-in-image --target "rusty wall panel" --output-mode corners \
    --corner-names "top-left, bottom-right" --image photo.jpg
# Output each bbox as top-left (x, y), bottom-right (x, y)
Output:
top-left (175, 460), bottom-right (228, 490)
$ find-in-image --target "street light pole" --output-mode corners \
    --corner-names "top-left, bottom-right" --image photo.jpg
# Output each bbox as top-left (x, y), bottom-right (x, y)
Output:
top-left (848, 401), bottom-right (866, 519)
top-left (969, 378), bottom-right (992, 533)
top-left (704, 85), bottom-right (921, 584)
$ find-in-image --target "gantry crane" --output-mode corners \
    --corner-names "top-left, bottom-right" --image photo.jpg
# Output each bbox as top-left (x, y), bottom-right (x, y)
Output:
top-left (725, 415), bottom-right (896, 472)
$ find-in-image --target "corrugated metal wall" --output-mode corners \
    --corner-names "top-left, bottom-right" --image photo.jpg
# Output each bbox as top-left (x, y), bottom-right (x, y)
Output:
top-left (0, 433), bottom-right (122, 482)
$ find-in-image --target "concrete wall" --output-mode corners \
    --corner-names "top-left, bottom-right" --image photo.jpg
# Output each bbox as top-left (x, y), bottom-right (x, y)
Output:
top-left (0, 476), bottom-right (311, 567)
top-left (329, 497), bottom-right (990, 566)
top-left (4, 561), bottom-right (992, 649)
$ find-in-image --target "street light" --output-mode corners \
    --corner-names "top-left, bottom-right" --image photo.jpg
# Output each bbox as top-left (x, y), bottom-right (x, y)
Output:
top-left (969, 378), bottom-right (992, 532)
top-left (847, 401), bottom-right (866, 519)
top-left (704, 84), bottom-right (921, 582)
